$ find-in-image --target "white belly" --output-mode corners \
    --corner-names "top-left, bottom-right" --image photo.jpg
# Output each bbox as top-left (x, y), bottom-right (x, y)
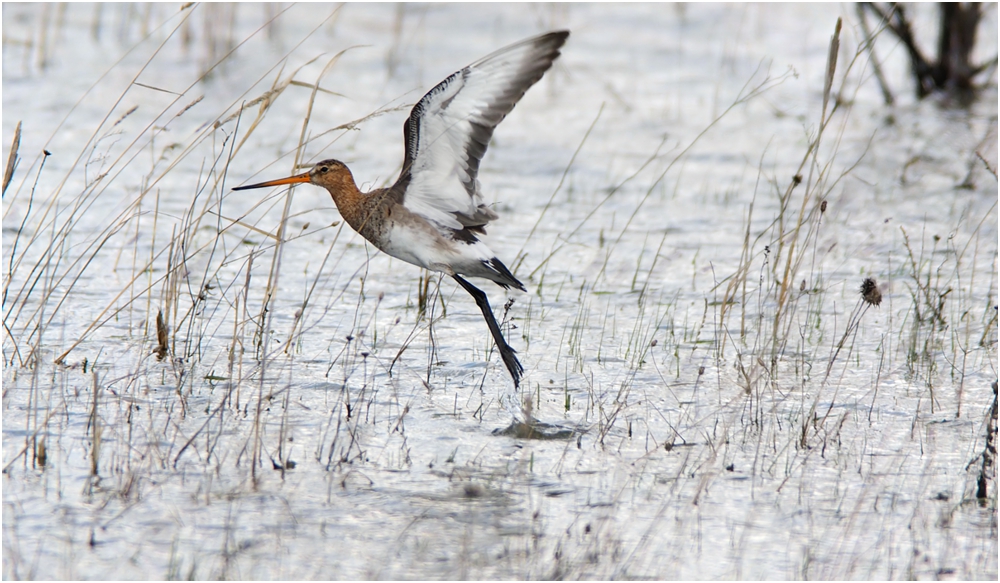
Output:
top-left (379, 217), bottom-right (496, 278)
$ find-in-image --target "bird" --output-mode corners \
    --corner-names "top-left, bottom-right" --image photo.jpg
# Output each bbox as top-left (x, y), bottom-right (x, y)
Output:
top-left (234, 30), bottom-right (569, 388)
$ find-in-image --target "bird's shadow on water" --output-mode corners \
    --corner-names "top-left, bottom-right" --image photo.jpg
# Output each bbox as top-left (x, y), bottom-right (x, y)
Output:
top-left (492, 417), bottom-right (583, 440)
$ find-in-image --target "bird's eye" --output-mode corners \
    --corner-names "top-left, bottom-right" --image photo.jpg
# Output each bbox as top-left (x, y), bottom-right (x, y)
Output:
top-left (319, 166), bottom-right (328, 173)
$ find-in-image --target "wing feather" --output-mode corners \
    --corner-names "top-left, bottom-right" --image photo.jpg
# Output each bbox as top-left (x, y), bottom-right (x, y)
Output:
top-left (395, 31), bottom-right (569, 231)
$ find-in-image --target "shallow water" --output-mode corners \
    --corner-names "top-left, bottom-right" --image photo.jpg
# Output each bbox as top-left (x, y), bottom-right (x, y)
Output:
top-left (3, 3), bottom-right (998, 580)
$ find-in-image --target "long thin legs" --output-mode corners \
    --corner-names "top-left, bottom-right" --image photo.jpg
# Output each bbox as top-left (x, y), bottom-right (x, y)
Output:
top-left (452, 275), bottom-right (523, 387)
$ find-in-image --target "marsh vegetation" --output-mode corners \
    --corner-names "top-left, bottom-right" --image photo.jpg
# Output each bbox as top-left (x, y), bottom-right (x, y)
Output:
top-left (3, 4), bottom-right (997, 579)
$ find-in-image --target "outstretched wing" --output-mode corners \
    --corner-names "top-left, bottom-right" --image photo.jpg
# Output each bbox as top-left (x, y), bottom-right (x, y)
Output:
top-left (394, 30), bottom-right (569, 232)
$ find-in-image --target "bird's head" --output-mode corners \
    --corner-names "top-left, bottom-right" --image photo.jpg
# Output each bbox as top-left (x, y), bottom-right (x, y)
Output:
top-left (233, 159), bottom-right (354, 192)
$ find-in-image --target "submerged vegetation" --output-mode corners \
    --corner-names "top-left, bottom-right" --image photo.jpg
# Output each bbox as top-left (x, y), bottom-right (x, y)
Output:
top-left (3, 4), bottom-right (997, 580)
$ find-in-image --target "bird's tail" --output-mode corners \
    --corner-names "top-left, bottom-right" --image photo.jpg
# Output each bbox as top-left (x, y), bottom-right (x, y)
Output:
top-left (483, 257), bottom-right (526, 292)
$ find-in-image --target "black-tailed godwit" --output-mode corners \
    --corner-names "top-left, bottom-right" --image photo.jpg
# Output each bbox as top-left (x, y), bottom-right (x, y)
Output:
top-left (234, 30), bottom-right (570, 388)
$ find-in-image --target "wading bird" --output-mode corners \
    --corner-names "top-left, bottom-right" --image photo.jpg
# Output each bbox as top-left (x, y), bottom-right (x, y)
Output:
top-left (234, 30), bottom-right (569, 388)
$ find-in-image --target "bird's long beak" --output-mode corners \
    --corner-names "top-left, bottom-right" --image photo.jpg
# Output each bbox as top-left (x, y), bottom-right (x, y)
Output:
top-left (232, 172), bottom-right (311, 191)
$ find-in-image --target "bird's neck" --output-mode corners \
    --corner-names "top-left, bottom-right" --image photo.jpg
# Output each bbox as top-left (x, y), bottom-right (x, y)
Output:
top-left (325, 173), bottom-right (383, 240)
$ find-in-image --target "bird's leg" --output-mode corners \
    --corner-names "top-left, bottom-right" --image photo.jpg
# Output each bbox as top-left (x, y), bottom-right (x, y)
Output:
top-left (453, 275), bottom-right (524, 388)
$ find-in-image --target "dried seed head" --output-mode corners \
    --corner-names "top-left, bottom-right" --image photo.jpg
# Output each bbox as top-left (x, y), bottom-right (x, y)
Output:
top-left (155, 309), bottom-right (169, 360)
top-left (800, 279), bottom-right (806, 292)
top-left (36, 438), bottom-right (47, 468)
top-left (792, 174), bottom-right (802, 185)
top-left (860, 277), bottom-right (882, 306)
top-left (650, 339), bottom-right (657, 347)
top-left (820, 200), bottom-right (827, 213)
